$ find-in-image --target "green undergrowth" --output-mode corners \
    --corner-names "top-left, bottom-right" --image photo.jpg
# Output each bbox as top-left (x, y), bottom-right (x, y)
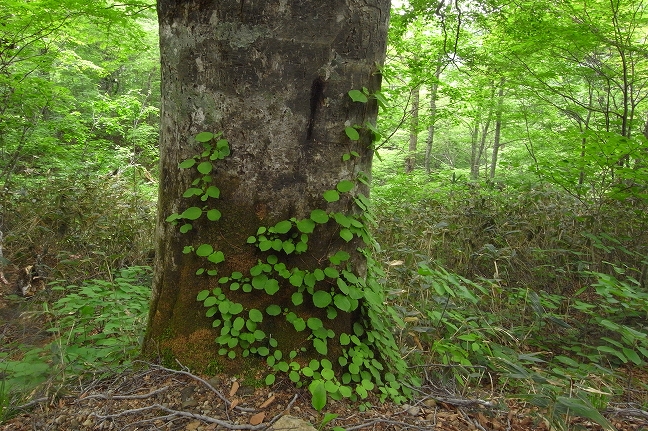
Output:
top-left (372, 170), bottom-right (648, 430)
top-left (0, 167), bottom-right (156, 284)
top-left (0, 266), bottom-right (151, 422)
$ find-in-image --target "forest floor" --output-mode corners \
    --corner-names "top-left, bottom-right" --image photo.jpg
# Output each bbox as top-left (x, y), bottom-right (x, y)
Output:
top-left (1, 289), bottom-right (647, 431)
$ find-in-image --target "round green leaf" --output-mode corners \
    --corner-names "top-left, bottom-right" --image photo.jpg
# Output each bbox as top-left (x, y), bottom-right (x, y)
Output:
top-left (340, 333), bottom-right (350, 345)
top-left (273, 220), bottom-right (292, 234)
top-left (310, 209), bottom-right (329, 224)
top-left (197, 290), bottom-right (210, 301)
top-left (229, 302), bottom-right (244, 314)
top-left (289, 272), bottom-right (304, 287)
top-left (259, 240), bottom-right (272, 252)
top-left (249, 309), bottom-right (263, 323)
top-left (289, 371), bottom-right (300, 382)
top-left (292, 292), bottom-right (304, 306)
top-left (334, 212), bottom-right (352, 228)
top-left (181, 207), bottom-right (202, 220)
top-left (292, 318), bottom-right (306, 332)
top-left (307, 317), bottom-right (323, 330)
top-left (339, 385), bottom-right (352, 397)
top-left (207, 209), bottom-right (222, 221)
top-left (257, 346), bottom-right (270, 356)
top-left (204, 296), bottom-right (218, 307)
top-left (345, 127), bottom-right (360, 141)
top-left (208, 251), bottom-right (225, 264)
top-left (282, 241), bottom-right (295, 254)
top-left (179, 158), bottom-right (196, 169)
top-left (265, 374), bottom-right (276, 385)
top-left (196, 244), bottom-right (214, 257)
top-left (340, 229), bottom-right (353, 242)
top-left (324, 267), bottom-right (339, 278)
top-left (205, 186), bottom-right (220, 199)
top-left (266, 304), bottom-right (282, 316)
top-left (264, 278), bottom-right (280, 295)
top-left (356, 385), bottom-right (368, 399)
top-left (313, 291), bottom-right (332, 308)
top-left (361, 379), bottom-right (374, 391)
top-left (348, 89), bottom-right (368, 103)
top-left (233, 316), bottom-right (245, 331)
top-left (195, 131), bottom-right (215, 142)
top-left (323, 190), bottom-right (340, 202)
top-left (322, 368), bottom-right (335, 381)
top-left (197, 161), bottom-right (213, 174)
top-left (336, 180), bottom-right (355, 193)
top-left (314, 269), bottom-right (325, 281)
top-left (313, 338), bottom-right (328, 355)
top-left (165, 213), bottom-right (180, 222)
top-left (218, 301), bottom-right (230, 314)
top-left (183, 187), bottom-right (203, 198)
top-left (296, 218), bottom-right (315, 233)
top-left (334, 295), bottom-right (351, 312)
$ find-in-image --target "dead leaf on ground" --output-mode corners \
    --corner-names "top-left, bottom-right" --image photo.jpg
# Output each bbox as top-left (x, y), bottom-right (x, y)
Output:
top-left (230, 398), bottom-right (239, 410)
top-left (229, 381), bottom-right (239, 397)
top-left (250, 411), bottom-right (265, 425)
top-left (259, 394), bottom-right (276, 409)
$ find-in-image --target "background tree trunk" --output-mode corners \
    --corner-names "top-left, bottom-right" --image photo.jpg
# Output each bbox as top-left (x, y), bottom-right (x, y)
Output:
top-left (424, 58), bottom-right (443, 174)
top-left (143, 0), bottom-right (391, 375)
top-left (406, 84), bottom-right (419, 173)
top-left (489, 78), bottom-right (505, 180)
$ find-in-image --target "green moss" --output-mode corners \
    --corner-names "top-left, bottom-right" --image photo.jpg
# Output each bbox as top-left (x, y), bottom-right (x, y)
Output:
top-left (205, 360), bottom-right (223, 375)
top-left (161, 348), bottom-right (177, 369)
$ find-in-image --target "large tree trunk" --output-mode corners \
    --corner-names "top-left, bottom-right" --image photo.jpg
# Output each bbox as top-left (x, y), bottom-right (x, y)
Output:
top-left (144, 0), bottom-right (391, 379)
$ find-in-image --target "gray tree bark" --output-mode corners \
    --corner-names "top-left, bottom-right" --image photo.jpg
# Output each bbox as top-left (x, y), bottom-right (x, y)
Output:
top-left (144, 0), bottom-right (390, 375)
top-left (489, 78), bottom-right (505, 180)
top-left (406, 84), bottom-right (419, 173)
top-left (425, 56), bottom-right (443, 174)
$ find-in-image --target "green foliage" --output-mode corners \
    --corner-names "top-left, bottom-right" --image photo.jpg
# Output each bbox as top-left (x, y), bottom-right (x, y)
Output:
top-left (373, 169), bottom-right (648, 428)
top-left (169, 132), bottom-right (417, 411)
top-left (0, 267), bottom-right (151, 420)
top-left (0, 0), bottom-right (159, 190)
top-left (0, 169), bottom-right (156, 283)
top-left (0, 380), bottom-right (9, 423)
top-left (47, 266), bottom-right (152, 373)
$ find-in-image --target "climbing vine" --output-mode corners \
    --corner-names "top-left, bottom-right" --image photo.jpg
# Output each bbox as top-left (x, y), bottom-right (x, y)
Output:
top-left (165, 90), bottom-right (419, 410)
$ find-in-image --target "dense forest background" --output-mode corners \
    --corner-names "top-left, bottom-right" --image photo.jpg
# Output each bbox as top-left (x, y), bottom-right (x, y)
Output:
top-left (1, 0), bottom-right (648, 428)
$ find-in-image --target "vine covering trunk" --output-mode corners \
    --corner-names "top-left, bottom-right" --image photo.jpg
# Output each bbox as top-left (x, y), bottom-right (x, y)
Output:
top-left (143, 0), bottom-right (413, 405)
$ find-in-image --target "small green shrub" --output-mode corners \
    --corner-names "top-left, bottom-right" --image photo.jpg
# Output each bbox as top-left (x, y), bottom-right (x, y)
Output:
top-left (0, 266), bottom-right (151, 422)
top-left (47, 266), bottom-right (152, 376)
top-left (1, 170), bottom-right (156, 284)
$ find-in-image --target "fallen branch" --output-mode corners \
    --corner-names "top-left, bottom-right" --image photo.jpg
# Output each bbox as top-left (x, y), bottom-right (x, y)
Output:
top-left (78, 385), bottom-right (170, 401)
top-left (92, 404), bottom-right (269, 430)
top-left (604, 406), bottom-right (648, 420)
top-left (152, 361), bottom-right (256, 413)
top-left (344, 418), bottom-right (432, 431)
top-left (14, 397), bottom-right (49, 411)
